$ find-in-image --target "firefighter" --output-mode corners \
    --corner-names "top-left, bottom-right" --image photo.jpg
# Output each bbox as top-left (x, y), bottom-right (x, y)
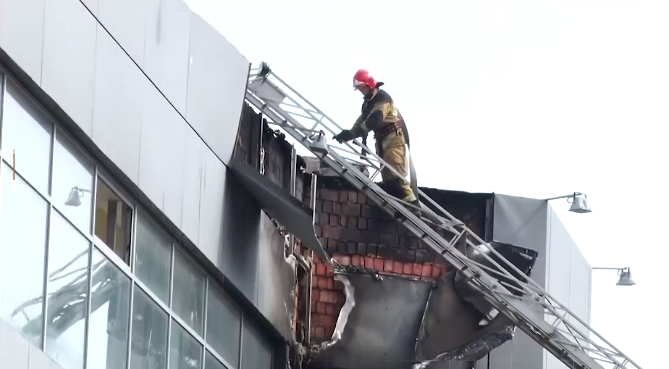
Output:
top-left (333, 69), bottom-right (420, 214)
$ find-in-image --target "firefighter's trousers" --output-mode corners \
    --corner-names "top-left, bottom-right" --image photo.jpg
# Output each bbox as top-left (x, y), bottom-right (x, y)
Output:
top-left (376, 132), bottom-right (417, 203)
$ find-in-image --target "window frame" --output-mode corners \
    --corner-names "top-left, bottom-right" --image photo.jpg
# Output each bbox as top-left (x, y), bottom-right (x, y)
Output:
top-left (0, 65), bottom-right (277, 369)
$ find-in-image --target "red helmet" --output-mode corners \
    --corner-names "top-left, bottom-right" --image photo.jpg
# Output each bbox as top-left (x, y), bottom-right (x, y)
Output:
top-left (353, 69), bottom-right (377, 90)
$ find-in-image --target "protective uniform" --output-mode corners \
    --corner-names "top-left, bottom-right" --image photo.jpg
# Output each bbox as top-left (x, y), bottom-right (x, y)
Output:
top-left (334, 69), bottom-right (419, 207)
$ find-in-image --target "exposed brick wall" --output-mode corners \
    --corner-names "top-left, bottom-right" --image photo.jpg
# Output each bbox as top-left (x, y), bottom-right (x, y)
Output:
top-left (299, 178), bottom-right (460, 343)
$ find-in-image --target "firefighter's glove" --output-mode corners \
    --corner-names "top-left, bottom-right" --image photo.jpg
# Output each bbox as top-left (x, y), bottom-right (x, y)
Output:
top-left (333, 130), bottom-right (355, 143)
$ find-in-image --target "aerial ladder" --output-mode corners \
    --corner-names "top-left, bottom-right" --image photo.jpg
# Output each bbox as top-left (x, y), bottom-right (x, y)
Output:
top-left (245, 62), bottom-right (642, 369)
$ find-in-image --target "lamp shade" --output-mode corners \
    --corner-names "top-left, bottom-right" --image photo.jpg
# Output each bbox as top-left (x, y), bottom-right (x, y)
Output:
top-left (616, 269), bottom-right (636, 286)
top-left (65, 188), bottom-right (82, 207)
top-left (569, 195), bottom-right (592, 213)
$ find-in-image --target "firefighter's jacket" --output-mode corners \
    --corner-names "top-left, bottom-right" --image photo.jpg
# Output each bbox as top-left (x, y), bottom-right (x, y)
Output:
top-left (350, 87), bottom-right (410, 152)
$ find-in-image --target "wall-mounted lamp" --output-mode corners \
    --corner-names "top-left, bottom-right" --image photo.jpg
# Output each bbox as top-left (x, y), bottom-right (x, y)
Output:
top-left (543, 192), bottom-right (592, 213)
top-left (592, 267), bottom-right (636, 286)
top-left (65, 186), bottom-right (92, 207)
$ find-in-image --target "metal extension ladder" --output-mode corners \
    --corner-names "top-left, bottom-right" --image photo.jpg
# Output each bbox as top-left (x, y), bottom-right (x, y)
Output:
top-left (244, 62), bottom-right (641, 369)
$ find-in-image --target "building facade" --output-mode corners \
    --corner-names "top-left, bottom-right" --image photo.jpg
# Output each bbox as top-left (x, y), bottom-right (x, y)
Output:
top-left (0, 1), bottom-right (592, 369)
top-left (0, 0), bottom-right (281, 369)
top-left (477, 195), bottom-right (592, 369)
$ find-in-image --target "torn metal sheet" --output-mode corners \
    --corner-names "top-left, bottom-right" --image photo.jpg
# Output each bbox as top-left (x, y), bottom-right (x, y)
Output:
top-left (454, 241), bottom-right (539, 320)
top-left (256, 214), bottom-right (298, 342)
top-left (414, 270), bottom-right (516, 368)
top-left (228, 156), bottom-right (329, 262)
top-left (307, 269), bottom-right (433, 369)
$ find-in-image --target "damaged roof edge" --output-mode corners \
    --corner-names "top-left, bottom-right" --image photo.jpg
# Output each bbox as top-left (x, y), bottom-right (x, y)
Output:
top-left (228, 154), bottom-right (328, 262)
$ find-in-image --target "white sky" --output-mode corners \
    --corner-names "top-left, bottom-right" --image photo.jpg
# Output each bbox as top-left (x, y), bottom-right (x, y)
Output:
top-left (186, 1), bottom-right (668, 367)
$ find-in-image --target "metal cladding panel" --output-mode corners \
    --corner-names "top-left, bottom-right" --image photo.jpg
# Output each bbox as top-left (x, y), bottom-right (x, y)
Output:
top-left (256, 214), bottom-right (297, 341)
top-left (97, 0), bottom-right (147, 66)
top-left (228, 156), bottom-right (328, 262)
top-left (143, 0), bottom-right (191, 115)
top-left (308, 273), bottom-right (433, 369)
top-left (138, 75), bottom-right (186, 227)
top-left (186, 11), bottom-right (250, 166)
top-left (41, 0), bottom-right (97, 136)
top-left (484, 194), bottom-right (550, 369)
top-left (91, 24), bottom-right (144, 183)
top-left (415, 270), bottom-right (516, 368)
top-left (0, 0), bottom-right (45, 83)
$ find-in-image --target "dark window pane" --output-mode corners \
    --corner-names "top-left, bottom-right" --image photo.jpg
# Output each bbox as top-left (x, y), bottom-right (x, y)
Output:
top-left (205, 351), bottom-right (228, 369)
top-left (0, 162), bottom-right (48, 347)
top-left (94, 179), bottom-right (133, 264)
top-left (169, 321), bottom-right (202, 369)
top-left (241, 321), bottom-right (272, 369)
top-left (0, 80), bottom-right (52, 192)
top-left (130, 286), bottom-right (168, 369)
top-left (205, 286), bottom-right (241, 366)
top-left (134, 213), bottom-right (172, 303)
top-left (54, 129), bottom-right (94, 233)
top-left (45, 211), bottom-right (89, 369)
top-left (172, 249), bottom-right (205, 335)
top-left (87, 248), bottom-right (131, 369)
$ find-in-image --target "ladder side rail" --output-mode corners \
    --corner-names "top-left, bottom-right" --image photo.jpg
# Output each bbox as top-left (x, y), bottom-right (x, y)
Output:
top-left (246, 71), bottom-right (642, 369)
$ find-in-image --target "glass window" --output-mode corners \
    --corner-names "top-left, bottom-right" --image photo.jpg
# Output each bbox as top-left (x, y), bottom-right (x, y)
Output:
top-left (205, 351), bottom-right (228, 369)
top-left (45, 211), bottom-right (90, 369)
top-left (170, 320), bottom-right (203, 369)
top-left (206, 286), bottom-right (241, 367)
top-left (130, 286), bottom-right (169, 369)
top-left (172, 249), bottom-right (205, 335)
top-left (94, 178), bottom-right (132, 264)
top-left (134, 213), bottom-right (172, 303)
top-left (0, 162), bottom-right (48, 347)
top-left (241, 321), bottom-right (273, 369)
top-left (54, 129), bottom-right (94, 233)
top-left (87, 248), bottom-right (131, 369)
top-left (0, 80), bottom-right (52, 193)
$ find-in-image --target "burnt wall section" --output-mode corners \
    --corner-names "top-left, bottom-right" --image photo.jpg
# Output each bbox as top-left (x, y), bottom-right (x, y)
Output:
top-left (299, 176), bottom-right (493, 343)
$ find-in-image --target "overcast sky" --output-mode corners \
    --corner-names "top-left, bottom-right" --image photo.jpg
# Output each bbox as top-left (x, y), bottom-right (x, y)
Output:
top-left (186, 1), bottom-right (667, 367)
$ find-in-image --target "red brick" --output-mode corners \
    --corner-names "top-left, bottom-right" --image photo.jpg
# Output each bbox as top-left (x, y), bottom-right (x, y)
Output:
top-left (339, 191), bottom-right (348, 202)
top-left (412, 263), bottom-right (422, 276)
top-left (317, 302), bottom-right (326, 314)
top-left (319, 290), bottom-right (331, 303)
top-left (323, 226), bottom-right (341, 239)
top-left (392, 261), bottom-right (404, 274)
top-left (320, 189), bottom-right (339, 201)
top-left (319, 314), bottom-right (336, 328)
top-left (327, 278), bottom-right (334, 289)
top-left (311, 302), bottom-right (318, 313)
top-left (421, 265), bottom-right (433, 277)
top-left (342, 204), bottom-right (361, 216)
top-left (318, 277), bottom-right (329, 289)
top-left (326, 264), bottom-right (334, 276)
top-left (312, 289), bottom-right (320, 302)
top-left (403, 262), bottom-right (413, 274)
top-left (316, 263), bottom-right (326, 276)
top-left (324, 325), bottom-right (335, 339)
top-left (351, 255), bottom-right (362, 266)
top-left (384, 259), bottom-right (394, 272)
top-left (329, 214), bottom-right (339, 226)
top-left (374, 258), bottom-right (385, 271)
top-left (340, 255), bottom-right (351, 265)
top-left (432, 265), bottom-right (442, 278)
top-left (364, 256), bottom-right (375, 268)
top-left (325, 304), bottom-right (335, 315)
top-left (314, 327), bottom-right (325, 339)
